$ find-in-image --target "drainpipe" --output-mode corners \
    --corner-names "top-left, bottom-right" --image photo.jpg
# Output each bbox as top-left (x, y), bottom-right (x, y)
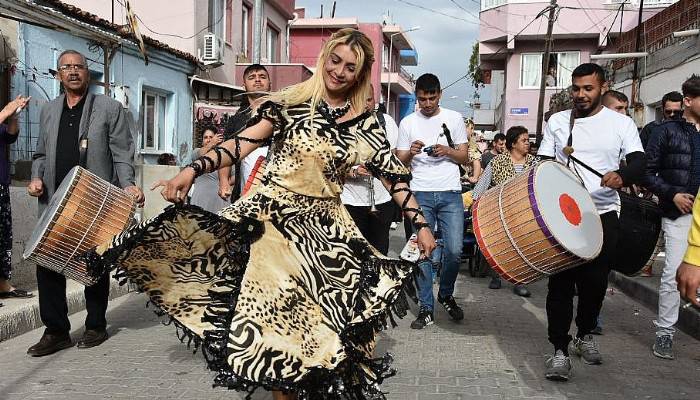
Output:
top-left (286, 12), bottom-right (299, 63)
top-left (252, 0), bottom-right (263, 63)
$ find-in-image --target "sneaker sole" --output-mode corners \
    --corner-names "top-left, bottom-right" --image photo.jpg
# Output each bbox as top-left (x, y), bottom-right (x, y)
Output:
top-left (410, 320), bottom-right (434, 330)
top-left (569, 351), bottom-right (603, 365)
top-left (652, 348), bottom-right (674, 360)
top-left (545, 373), bottom-right (570, 381)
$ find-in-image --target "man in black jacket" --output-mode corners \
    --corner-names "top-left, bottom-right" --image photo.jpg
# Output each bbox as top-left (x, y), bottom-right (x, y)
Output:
top-left (644, 75), bottom-right (700, 360)
top-left (639, 91), bottom-right (684, 148)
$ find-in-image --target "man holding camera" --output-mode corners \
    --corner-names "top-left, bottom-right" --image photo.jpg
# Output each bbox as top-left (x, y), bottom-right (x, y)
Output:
top-left (396, 73), bottom-right (469, 329)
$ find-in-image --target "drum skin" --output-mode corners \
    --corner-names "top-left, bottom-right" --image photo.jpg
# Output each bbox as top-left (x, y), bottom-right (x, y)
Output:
top-left (23, 167), bottom-right (136, 285)
top-left (614, 192), bottom-right (661, 276)
top-left (473, 161), bottom-right (603, 285)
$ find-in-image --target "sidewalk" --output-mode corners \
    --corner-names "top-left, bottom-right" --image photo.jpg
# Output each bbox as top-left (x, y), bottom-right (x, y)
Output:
top-left (610, 254), bottom-right (700, 340)
top-left (0, 278), bottom-right (133, 342)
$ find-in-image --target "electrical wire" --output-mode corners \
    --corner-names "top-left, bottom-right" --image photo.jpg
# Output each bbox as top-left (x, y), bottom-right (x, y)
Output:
top-left (393, 0), bottom-right (478, 24)
top-left (442, 4), bottom-right (555, 91)
top-left (449, 0), bottom-right (512, 34)
top-left (113, 0), bottom-right (226, 39)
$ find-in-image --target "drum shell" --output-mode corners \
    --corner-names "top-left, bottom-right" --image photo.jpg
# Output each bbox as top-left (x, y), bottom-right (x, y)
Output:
top-left (613, 192), bottom-right (661, 276)
top-left (23, 167), bottom-right (136, 285)
top-left (473, 162), bottom-right (597, 285)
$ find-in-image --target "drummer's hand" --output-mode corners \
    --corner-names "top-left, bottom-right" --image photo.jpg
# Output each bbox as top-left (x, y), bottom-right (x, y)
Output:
top-left (417, 228), bottom-right (436, 259)
top-left (677, 262), bottom-right (700, 308)
top-left (124, 185), bottom-right (145, 207)
top-left (601, 171), bottom-right (623, 189)
top-left (27, 178), bottom-right (43, 197)
top-left (673, 193), bottom-right (695, 214)
top-left (409, 140), bottom-right (425, 156)
top-left (355, 165), bottom-right (371, 176)
top-left (151, 167), bottom-right (195, 203)
top-left (218, 181), bottom-right (232, 200)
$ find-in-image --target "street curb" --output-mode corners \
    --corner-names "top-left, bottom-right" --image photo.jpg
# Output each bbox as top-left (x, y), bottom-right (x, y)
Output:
top-left (0, 280), bottom-right (133, 342)
top-left (610, 271), bottom-right (700, 340)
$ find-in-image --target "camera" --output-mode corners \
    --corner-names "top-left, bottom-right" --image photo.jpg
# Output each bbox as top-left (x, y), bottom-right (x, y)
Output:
top-left (423, 146), bottom-right (435, 156)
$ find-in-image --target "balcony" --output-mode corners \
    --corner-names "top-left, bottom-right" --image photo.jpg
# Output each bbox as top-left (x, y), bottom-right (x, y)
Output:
top-left (381, 67), bottom-right (413, 94)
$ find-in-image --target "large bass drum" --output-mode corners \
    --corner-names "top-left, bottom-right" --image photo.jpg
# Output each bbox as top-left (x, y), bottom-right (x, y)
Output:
top-left (473, 161), bottom-right (603, 284)
top-left (23, 166), bottom-right (136, 285)
top-left (613, 191), bottom-right (662, 276)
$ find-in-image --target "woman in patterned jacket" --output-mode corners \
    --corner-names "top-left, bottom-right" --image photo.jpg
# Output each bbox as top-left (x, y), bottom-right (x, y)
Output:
top-left (472, 125), bottom-right (536, 297)
top-left (92, 29), bottom-right (435, 400)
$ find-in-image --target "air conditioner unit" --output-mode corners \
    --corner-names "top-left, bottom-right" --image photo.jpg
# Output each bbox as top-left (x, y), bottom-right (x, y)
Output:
top-left (198, 33), bottom-right (224, 67)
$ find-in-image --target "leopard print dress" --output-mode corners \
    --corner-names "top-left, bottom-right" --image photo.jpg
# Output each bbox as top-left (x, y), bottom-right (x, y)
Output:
top-left (91, 101), bottom-right (414, 399)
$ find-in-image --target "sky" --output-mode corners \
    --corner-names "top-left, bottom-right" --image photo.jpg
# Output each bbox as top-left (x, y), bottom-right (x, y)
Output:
top-left (294, 0), bottom-right (484, 116)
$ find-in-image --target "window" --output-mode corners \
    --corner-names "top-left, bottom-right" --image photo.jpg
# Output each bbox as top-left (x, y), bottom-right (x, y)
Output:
top-left (141, 90), bottom-right (168, 151)
top-left (266, 23), bottom-right (280, 63)
top-left (519, 51), bottom-right (580, 89)
top-left (209, 0), bottom-right (225, 39)
top-left (242, 5), bottom-right (250, 57)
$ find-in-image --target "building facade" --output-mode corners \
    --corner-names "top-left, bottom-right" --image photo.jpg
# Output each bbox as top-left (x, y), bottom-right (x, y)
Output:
top-left (607, 0), bottom-right (699, 125)
top-left (289, 10), bottom-right (419, 121)
top-left (478, 0), bottom-right (675, 134)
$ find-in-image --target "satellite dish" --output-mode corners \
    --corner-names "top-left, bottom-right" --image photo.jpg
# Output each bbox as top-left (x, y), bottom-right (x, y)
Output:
top-left (125, 0), bottom-right (149, 65)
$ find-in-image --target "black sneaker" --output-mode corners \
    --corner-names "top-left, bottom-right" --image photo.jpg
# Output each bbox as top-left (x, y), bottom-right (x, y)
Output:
top-left (437, 295), bottom-right (464, 321)
top-left (410, 309), bottom-right (434, 329)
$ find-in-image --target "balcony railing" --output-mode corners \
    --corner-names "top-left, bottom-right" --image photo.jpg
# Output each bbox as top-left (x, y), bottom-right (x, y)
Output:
top-left (399, 66), bottom-right (414, 84)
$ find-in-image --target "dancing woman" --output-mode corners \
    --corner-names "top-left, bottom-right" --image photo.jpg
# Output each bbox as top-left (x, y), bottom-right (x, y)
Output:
top-left (91, 28), bottom-right (435, 399)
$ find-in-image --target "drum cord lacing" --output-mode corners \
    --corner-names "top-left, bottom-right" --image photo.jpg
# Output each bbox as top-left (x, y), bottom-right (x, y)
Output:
top-left (497, 183), bottom-right (552, 278)
top-left (63, 185), bottom-right (112, 273)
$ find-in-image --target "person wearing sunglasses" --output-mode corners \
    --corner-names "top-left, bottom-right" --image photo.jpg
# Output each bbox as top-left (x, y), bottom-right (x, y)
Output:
top-left (640, 91), bottom-right (684, 148)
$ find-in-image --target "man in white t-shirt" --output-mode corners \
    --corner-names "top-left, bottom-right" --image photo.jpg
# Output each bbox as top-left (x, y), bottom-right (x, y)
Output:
top-left (538, 63), bottom-right (645, 381)
top-left (342, 87), bottom-right (399, 255)
top-left (396, 73), bottom-right (470, 329)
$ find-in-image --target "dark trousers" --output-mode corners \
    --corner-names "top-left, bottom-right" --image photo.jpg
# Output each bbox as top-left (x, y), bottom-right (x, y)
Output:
top-left (0, 184), bottom-right (12, 280)
top-left (37, 265), bottom-right (110, 335)
top-left (346, 201), bottom-right (394, 256)
top-left (546, 211), bottom-right (619, 352)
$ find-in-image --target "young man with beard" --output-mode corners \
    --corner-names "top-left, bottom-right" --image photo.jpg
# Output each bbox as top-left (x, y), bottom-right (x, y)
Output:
top-left (480, 133), bottom-right (506, 169)
top-left (223, 64), bottom-right (271, 201)
top-left (396, 73), bottom-right (469, 329)
top-left (640, 91), bottom-right (684, 148)
top-left (644, 75), bottom-right (700, 360)
top-left (26, 50), bottom-right (144, 356)
top-left (537, 63), bottom-right (645, 381)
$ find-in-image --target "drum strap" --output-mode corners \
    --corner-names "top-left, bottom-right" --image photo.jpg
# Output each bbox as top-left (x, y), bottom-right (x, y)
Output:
top-left (442, 123), bottom-right (467, 177)
top-left (566, 110), bottom-right (575, 167)
top-left (79, 95), bottom-right (96, 168)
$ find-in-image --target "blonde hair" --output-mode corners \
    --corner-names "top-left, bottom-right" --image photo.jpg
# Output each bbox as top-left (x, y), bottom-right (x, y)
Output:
top-left (265, 28), bottom-right (375, 116)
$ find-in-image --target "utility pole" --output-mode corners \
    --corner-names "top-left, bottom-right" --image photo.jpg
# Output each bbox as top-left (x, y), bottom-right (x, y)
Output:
top-left (631, 0), bottom-right (645, 122)
top-left (535, 0), bottom-right (557, 147)
top-left (252, 0), bottom-right (263, 63)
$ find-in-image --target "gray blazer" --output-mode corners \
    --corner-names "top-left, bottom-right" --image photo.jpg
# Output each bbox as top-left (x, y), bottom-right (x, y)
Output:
top-left (31, 92), bottom-right (136, 215)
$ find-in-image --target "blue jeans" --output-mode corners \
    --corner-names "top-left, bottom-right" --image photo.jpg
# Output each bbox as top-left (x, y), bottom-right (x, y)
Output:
top-left (414, 191), bottom-right (464, 312)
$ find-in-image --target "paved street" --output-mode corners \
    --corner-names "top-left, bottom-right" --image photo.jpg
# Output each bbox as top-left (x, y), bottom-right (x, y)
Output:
top-left (2, 233), bottom-right (699, 400)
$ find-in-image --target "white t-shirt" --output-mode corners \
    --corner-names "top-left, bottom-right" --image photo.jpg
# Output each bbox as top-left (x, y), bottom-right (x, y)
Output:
top-left (240, 146), bottom-right (268, 192)
top-left (538, 107), bottom-right (643, 214)
top-left (396, 108), bottom-right (468, 191)
top-left (341, 113), bottom-right (399, 206)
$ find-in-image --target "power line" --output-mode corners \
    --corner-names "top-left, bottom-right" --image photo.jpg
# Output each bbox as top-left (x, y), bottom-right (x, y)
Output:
top-left (113, 0), bottom-right (226, 40)
top-left (394, 0), bottom-right (478, 24)
top-left (443, 5), bottom-right (555, 91)
top-left (449, 0), bottom-right (512, 35)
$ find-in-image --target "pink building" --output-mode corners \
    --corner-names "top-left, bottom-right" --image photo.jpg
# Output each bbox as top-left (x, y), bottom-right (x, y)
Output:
top-left (478, 0), bottom-right (675, 134)
top-left (289, 9), bottom-right (419, 120)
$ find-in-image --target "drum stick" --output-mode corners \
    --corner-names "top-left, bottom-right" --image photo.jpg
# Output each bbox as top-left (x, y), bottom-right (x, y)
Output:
top-left (563, 147), bottom-right (604, 178)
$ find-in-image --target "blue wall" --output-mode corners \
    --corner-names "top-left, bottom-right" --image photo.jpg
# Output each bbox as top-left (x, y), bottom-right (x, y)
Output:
top-left (398, 94), bottom-right (416, 122)
top-left (11, 24), bottom-right (195, 167)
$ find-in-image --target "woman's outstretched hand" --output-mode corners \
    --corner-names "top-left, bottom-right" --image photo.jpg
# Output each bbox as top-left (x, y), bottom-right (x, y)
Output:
top-left (417, 228), bottom-right (437, 259)
top-left (151, 167), bottom-right (196, 203)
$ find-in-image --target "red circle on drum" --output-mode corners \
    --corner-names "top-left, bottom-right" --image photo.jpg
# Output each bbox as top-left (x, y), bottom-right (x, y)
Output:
top-left (559, 194), bottom-right (582, 226)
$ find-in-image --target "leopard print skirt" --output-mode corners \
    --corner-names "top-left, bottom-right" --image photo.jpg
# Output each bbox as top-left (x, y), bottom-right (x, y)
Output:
top-left (90, 183), bottom-right (413, 399)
